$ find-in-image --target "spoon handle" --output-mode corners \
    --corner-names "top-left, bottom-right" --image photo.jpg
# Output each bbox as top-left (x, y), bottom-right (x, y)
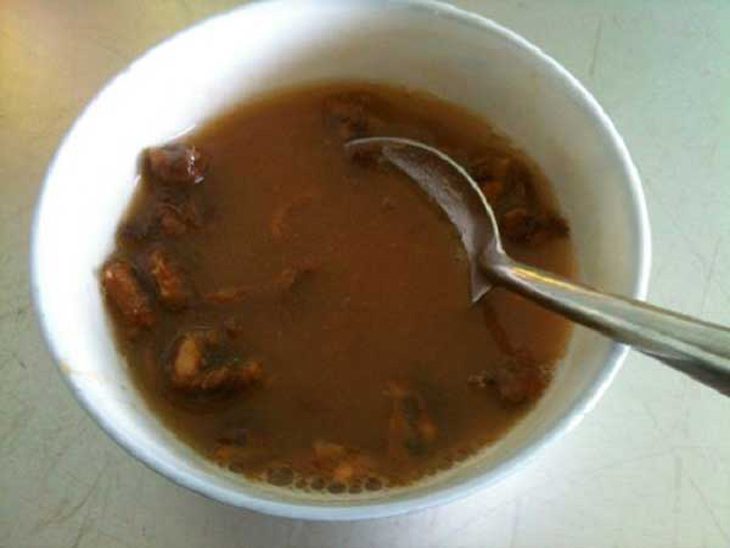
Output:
top-left (488, 257), bottom-right (730, 396)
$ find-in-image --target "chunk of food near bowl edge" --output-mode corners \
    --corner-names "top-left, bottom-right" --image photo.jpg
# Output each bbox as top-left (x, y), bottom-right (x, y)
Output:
top-left (500, 207), bottom-right (569, 245)
top-left (322, 92), bottom-right (385, 141)
top-left (155, 201), bottom-right (202, 237)
top-left (118, 199), bottom-right (202, 243)
top-left (168, 329), bottom-right (264, 392)
top-left (145, 142), bottom-right (208, 185)
top-left (101, 259), bottom-right (155, 330)
top-left (469, 155), bottom-right (530, 205)
top-left (145, 247), bottom-right (192, 310)
top-left (385, 382), bottom-right (438, 458)
top-left (467, 356), bottom-right (550, 404)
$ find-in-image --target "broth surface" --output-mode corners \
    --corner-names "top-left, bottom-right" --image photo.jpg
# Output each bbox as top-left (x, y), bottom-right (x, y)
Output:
top-left (101, 83), bottom-right (574, 492)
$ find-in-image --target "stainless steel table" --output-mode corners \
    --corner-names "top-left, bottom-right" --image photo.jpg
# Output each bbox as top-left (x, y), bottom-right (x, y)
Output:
top-left (2, 1), bottom-right (728, 546)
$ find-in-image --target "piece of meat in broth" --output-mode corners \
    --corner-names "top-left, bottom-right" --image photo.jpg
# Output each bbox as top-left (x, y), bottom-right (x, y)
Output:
top-left (101, 259), bottom-right (155, 329)
top-left (384, 382), bottom-right (438, 458)
top-left (322, 92), bottom-right (385, 141)
top-left (146, 247), bottom-right (192, 310)
top-left (500, 207), bottom-right (569, 245)
top-left (155, 201), bottom-right (202, 237)
top-left (146, 143), bottom-right (208, 185)
top-left (467, 355), bottom-right (550, 404)
top-left (169, 330), bottom-right (264, 392)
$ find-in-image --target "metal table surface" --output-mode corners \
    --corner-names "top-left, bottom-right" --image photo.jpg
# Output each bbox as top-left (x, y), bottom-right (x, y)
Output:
top-left (1, 1), bottom-right (728, 547)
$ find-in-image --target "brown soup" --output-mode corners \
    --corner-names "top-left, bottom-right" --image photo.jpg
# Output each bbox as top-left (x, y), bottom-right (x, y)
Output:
top-left (100, 83), bottom-right (574, 492)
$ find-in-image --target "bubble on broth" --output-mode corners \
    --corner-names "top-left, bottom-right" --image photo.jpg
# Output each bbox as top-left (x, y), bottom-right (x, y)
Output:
top-left (364, 476), bottom-right (383, 492)
top-left (226, 445), bottom-right (480, 495)
top-left (228, 462), bottom-right (247, 474)
top-left (266, 472), bottom-right (392, 495)
top-left (327, 481), bottom-right (346, 494)
top-left (309, 476), bottom-right (326, 491)
top-left (346, 478), bottom-right (363, 494)
top-left (266, 466), bottom-right (294, 486)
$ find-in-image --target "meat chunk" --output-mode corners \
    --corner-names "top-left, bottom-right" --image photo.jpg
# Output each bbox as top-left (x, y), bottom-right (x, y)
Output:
top-left (470, 155), bottom-right (531, 207)
top-left (169, 330), bottom-right (264, 392)
top-left (146, 143), bottom-right (208, 185)
top-left (155, 202), bottom-right (202, 237)
top-left (384, 382), bottom-right (438, 457)
top-left (471, 156), bottom-right (529, 190)
top-left (146, 248), bottom-right (191, 309)
top-left (118, 216), bottom-right (153, 243)
top-left (500, 208), bottom-right (538, 243)
top-left (500, 207), bottom-right (569, 245)
top-left (468, 356), bottom-right (549, 404)
top-left (323, 93), bottom-right (384, 141)
top-left (101, 259), bottom-right (154, 328)
top-left (470, 156), bottom-right (569, 245)
top-left (118, 201), bottom-right (202, 243)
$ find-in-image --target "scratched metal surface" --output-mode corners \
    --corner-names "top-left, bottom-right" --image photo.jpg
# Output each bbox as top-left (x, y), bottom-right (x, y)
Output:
top-left (1, 1), bottom-right (729, 547)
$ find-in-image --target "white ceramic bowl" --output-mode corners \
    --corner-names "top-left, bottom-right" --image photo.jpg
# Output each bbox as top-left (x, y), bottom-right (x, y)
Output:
top-left (31, 0), bottom-right (650, 520)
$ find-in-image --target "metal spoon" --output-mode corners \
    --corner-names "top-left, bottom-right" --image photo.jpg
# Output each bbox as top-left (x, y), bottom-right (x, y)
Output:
top-left (346, 136), bottom-right (730, 396)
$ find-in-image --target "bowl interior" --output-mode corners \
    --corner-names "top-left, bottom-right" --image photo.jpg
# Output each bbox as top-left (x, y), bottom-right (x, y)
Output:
top-left (32, 0), bottom-right (648, 520)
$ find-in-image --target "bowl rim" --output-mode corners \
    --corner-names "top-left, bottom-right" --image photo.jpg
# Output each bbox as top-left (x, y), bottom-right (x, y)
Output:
top-left (30, 0), bottom-right (651, 521)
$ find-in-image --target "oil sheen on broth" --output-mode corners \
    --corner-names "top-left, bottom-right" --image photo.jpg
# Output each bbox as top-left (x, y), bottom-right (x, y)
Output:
top-left (100, 83), bottom-right (574, 493)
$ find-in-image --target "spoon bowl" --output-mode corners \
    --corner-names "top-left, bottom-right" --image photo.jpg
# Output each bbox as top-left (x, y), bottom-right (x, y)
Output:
top-left (347, 136), bottom-right (501, 301)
